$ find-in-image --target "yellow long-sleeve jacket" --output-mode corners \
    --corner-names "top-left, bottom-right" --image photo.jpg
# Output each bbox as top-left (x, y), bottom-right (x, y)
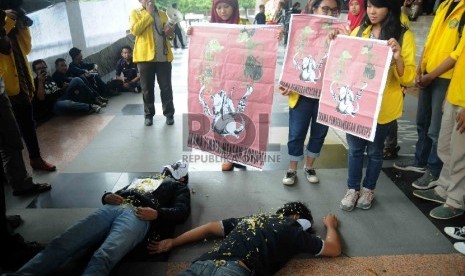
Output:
top-left (130, 8), bottom-right (173, 63)
top-left (447, 46), bottom-right (465, 107)
top-left (352, 25), bottom-right (416, 124)
top-left (0, 17), bottom-right (34, 97)
top-left (421, 0), bottom-right (465, 79)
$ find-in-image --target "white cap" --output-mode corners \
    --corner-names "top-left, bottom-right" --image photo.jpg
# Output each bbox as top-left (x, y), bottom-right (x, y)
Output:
top-left (163, 160), bottom-right (189, 180)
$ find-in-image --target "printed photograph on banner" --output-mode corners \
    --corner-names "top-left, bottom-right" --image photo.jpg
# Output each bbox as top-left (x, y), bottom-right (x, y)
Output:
top-left (187, 24), bottom-right (280, 169)
top-left (317, 35), bottom-right (393, 141)
top-left (278, 14), bottom-right (348, 99)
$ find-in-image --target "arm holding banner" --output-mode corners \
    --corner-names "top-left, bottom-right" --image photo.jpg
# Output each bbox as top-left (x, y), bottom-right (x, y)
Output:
top-left (391, 30), bottom-right (416, 87)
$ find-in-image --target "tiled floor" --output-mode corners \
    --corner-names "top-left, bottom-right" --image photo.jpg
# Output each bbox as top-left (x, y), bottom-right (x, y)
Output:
top-left (4, 15), bottom-right (465, 275)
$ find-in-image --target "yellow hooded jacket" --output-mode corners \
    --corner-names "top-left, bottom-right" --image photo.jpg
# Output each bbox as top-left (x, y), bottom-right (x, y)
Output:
top-left (447, 46), bottom-right (465, 107)
top-left (0, 17), bottom-right (34, 97)
top-left (130, 8), bottom-right (174, 63)
top-left (421, 0), bottom-right (465, 79)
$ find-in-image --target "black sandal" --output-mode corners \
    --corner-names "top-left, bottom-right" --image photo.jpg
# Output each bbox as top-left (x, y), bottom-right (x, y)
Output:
top-left (13, 183), bottom-right (52, 196)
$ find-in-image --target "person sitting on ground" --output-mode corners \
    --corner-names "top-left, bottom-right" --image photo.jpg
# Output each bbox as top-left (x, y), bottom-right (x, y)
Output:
top-left (16, 160), bottom-right (191, 276)
top-left (52, 58), bottom-right (108, 107)
top-left (149, 202), bottom-right (341, 275)
top-left (112, 45), bottom-right (141, 93)
top-left (67, 47), bottom-right (115, 98)
top-left (32, 59), bottom-right (103, 122)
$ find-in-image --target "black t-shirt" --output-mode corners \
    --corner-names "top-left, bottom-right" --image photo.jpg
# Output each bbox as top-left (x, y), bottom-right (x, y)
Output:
top-left (115, 58), bottom-right (139, 82)
top-left (52, 71), bottom-right (73, 89)
top-left (255, 12), bottom-right (266, 24)
top-left (33, 76), bottom-right (65, 122)
top-left (197, 214), bottom-right (323, 276)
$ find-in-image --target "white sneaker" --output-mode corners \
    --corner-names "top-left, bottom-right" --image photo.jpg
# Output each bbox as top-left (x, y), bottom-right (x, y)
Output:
top-left (304, 168), bottom-right (319, 183)
top-left (340, 189), bottom-right (359, 211)
top-left (90, 104), bottom-right (101, 113)
top-left (444, 226), bottom-right (465, 240)
top-left (454, 242), bottom-right (465, 255)
top-left (356, 188), bottom-right (375, 210)
top-left (283, 170), bottom-right (297, 185)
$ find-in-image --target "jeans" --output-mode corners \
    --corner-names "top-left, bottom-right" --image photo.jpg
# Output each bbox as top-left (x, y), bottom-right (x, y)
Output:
top-left (138, 62), bottom-right (175, 119)
top-left (179, 260), bottom-right (251, 276)
top-left (347, 121), bottom-right (394, 190)
top-left (53, 100), bottom-right (90, 115)
top-left (414, 77), bottom-right (449, 177)
top-left (9, 100), bottom-right (41, 160)
top-left (66, 77), bottom-right (99, 104)
top-left (17, 205), bottom-right (150, 276)
top-left (288, 96), bottom-right (329, 161)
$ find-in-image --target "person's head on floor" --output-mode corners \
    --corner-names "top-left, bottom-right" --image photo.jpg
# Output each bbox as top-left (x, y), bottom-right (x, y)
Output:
top-left (210, 0), bottom-right (239, 24)
top-left (162, 160), bottom-right (189, 184)
top-left (69, 47), bottom-right (83, 63)
top-left (361, 0), bottom-right (402, 40)
top-left (121, 45), bottom-right (133, 61)
top-left (54, 58), bottom-right (68, 74)
top-left (311, 0), bottom-right (341, 17)
top-left (32, 59), bottom-right (48, 76)
top-left (276, 201), bottom-right (314, 225)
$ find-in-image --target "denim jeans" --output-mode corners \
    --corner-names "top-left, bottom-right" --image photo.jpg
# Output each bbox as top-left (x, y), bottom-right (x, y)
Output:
top-left (179, 260), bottom-right (251, 276)
top-left (288, 96), bottom-right (329, 161)
top-left (414, 77), bottom-right (449, 177)
top-left (66, 77), bottom-right (99, 104)
top-left (17, 205), bottom-right (150, 276)
top-left (347, 121), bottom-right (394, 190)
top-left (53, 100), bottom-right (90, 115)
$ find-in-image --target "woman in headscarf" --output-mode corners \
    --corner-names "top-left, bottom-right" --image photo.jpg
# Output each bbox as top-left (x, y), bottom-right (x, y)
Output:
top-left (348, 0), bottom-right (366, 31)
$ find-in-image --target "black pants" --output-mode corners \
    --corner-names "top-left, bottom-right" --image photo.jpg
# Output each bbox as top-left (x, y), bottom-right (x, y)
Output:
top-left (138, 62), bottom-right (175, 119)
top-left (173, 25), bottom-right (185, 48)
top-left (0, 93), bottom-right (34, 192)
top-left (9, 96), bottom-right (41, 160)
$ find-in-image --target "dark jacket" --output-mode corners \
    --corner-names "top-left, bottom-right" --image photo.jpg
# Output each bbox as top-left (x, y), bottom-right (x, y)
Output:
top-left (68, 61), bottom-right (95, 77)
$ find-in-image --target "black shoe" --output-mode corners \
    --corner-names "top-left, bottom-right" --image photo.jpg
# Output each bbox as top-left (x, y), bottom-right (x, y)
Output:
top-left (145, 118), bottom-right (153, 126)
top-left (166, 117), bottom-right (174, 125)
top-left (0, 234), bottom-right (44, 270)
top-left (95, 98), bottom-right (107, 107)
top-left (97, 96), bottom-right (109, 103)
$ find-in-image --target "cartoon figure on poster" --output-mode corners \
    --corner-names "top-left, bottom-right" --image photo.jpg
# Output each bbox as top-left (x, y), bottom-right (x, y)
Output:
top-left (198, 28), bottom-right (263, 138)
top-left (292, 24), bottom-right (331, 83)
top-left (328, 43), bottom-right (375, 117)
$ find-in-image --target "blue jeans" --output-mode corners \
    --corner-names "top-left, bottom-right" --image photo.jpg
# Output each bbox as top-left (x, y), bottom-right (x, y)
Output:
top-left (415, 77), bottom-right (449, 177)
top-left (66, 77), bottom-right (99, 104)
top-left (53, 100), bottom-right (90, 115)
top-left (17, 205), bottom-right (150, 276)
top-left (179, 260), bottom-right (251, 276)
top-left (347, 121), bottom-right (394, 190)
top-left (288, 96), bottom-right (329, 161)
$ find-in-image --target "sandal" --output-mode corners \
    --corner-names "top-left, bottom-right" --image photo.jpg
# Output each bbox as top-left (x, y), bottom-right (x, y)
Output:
top-left (13, 183), bottom-right (52, 196)
top-left (383, 146), bottom-right (400, 160)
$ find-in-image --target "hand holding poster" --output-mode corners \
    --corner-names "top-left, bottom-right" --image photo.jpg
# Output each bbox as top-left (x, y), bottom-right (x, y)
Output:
top-left (317, 35), bottom-right (393, 141)
top-left (278, 14), bottom-right (348, 99)
top-left (187, 24), bottom-right (280, 169)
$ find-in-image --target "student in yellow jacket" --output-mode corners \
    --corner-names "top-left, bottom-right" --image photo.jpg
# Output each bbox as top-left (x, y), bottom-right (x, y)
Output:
top-left (339, 0), bottom-right (416, 211)
top-left (413, 46), bottom-right (465, 220)
top-left (394, 0), bottom-right (465, 190)
top-left (0, 6), bottom-right (56, 172)
top-left (130, 0), bottom-right (175, 127)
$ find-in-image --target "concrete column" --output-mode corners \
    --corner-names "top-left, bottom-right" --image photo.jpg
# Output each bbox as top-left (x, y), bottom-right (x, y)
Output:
top-left (65, 0), bottom-right (86, 49)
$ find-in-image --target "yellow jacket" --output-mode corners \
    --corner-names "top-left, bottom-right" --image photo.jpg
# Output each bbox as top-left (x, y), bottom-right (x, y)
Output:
top-left (447, 46), bottom-right (465, 107)
top-left (130, 8), bottom-right (173, 63)
top-left (352, 25), bottom-right (416, 124)
top-left (0, 17), bottom-right (34, 97)
top-left (421, 0), bottom-right (465, 79)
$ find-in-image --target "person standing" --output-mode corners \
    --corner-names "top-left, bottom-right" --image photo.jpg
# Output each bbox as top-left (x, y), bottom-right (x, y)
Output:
top-left (130, 0), bottom-right (176, 126)
top-left (254, 4), bottom-right (267, 24)
top-left (393, 0), bottom-right (465, 190)
top-left (171, 3), bottom-right (186, 50)
top-left (0, 0), bottom-right (56, 172)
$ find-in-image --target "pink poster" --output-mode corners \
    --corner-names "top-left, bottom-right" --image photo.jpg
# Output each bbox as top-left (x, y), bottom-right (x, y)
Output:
top-left (279, 14), bottom-right (348, 99)
top-left (187, 24), bottom-right (280, 169)
top-left (317, 35), bottom-right (393, 141)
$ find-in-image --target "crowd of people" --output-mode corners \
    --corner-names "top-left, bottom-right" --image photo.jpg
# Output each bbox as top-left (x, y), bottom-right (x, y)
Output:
top-left (1, 0), bottom-right (465, 274)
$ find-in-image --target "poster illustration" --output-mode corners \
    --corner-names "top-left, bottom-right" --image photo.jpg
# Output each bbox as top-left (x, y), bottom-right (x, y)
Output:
top-left (187, 24), bottom-right (280, 169)
top-left (317, 35), bottom-right (393, 141)
top-left (278, 14), bottom-right (347, 99)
